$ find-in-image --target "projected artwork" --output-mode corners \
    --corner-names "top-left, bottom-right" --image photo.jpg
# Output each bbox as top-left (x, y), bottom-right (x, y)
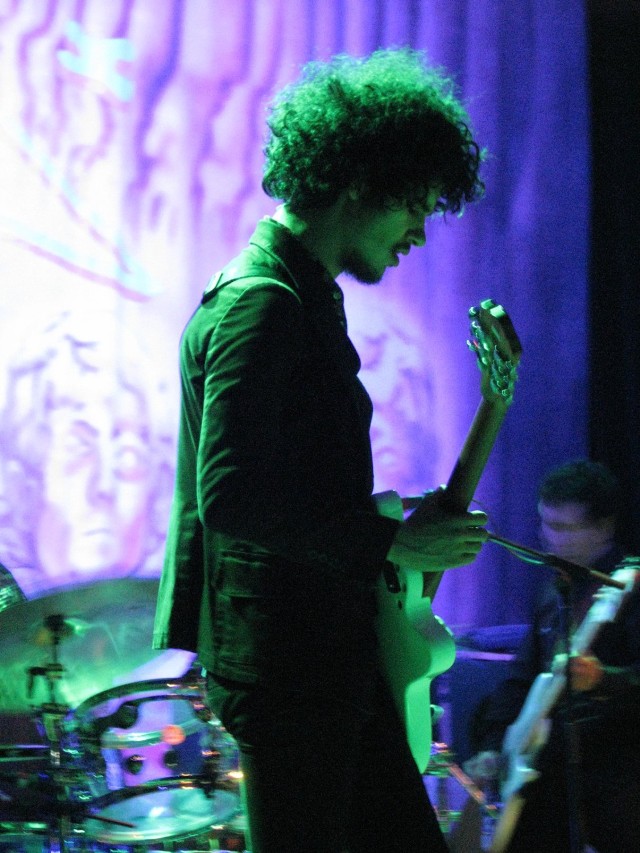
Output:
top-left (0, 310), bottom-right (175, 597)
top-left (347, 296), bottom-right (440, 498)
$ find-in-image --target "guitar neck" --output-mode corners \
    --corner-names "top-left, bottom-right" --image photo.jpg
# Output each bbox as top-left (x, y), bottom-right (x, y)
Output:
top-left (423, 398), bottom-right (509, 601)
top-left (445, 398), bottom-right (510, 511)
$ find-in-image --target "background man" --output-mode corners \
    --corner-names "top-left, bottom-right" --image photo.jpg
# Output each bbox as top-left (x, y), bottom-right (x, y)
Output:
top-left (467, 459), bottom-right (640, 852)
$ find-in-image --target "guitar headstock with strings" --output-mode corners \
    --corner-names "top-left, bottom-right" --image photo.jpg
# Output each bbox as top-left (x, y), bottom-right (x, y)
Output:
top-left (467, 299), bottom-right (522, 406)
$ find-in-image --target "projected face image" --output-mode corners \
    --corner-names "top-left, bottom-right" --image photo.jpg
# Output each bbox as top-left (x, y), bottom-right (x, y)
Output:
top-left (35, 389), bottom-right (154, 582)
top-left (0, 310), bottom-right (175, 595)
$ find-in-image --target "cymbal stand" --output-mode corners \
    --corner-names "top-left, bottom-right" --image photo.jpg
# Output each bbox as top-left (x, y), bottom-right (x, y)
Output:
top-left (26, 614), bottom-right (134, 852)
top-left (25, 614), bottom-right (74, 853)
top-left (425, 742), bottom-right (500, 842)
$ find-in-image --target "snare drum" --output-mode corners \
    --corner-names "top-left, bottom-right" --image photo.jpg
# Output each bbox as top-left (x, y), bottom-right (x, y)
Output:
top-left (61, 677), bottom-right (242, 847)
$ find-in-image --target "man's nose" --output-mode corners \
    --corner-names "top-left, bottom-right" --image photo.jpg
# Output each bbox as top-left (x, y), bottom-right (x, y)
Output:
top-left (87, 449), bottom-right (116, 502)
top-left (408, 220), bottom-right (427, 248)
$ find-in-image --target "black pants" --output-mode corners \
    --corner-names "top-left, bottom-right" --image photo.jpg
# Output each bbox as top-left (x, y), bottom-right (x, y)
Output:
top-left (206, 672), bottom-right (447, 853)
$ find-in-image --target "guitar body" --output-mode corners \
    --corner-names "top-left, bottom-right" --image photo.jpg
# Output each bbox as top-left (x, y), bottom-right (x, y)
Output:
top-left (374, 301), bottom-right (522, 774)
top-left (375, 489), bottom-right (456, 773)
top-left (376, 582), bottom-right (455, 773)
top-left (499, 672), bottom-right (555, 802)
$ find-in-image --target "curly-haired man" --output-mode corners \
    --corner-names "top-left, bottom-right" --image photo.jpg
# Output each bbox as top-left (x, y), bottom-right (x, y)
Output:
top-left (154, 47), bottom-right (488, 852)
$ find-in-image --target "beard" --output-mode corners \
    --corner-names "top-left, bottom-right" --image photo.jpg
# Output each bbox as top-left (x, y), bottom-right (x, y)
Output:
top-left (341, 249), bottom-right (385, 285)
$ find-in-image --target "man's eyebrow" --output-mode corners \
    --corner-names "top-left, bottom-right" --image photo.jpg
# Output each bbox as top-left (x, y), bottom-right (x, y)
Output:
top-left (68, 419), bottom-right (98, 438)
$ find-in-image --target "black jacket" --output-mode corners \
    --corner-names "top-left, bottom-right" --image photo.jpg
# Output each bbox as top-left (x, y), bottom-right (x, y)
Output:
top-left (153, 218), bottom-right (399, 700)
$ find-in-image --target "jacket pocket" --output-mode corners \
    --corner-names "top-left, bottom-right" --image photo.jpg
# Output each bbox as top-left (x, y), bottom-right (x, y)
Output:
top-left (212, 551), bottom-right (279, 679)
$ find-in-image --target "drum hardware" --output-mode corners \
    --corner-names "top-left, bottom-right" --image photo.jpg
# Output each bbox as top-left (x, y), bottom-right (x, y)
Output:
top-left (77, 775), bottom-right (241, 847)
top-left (60, 677), bottom-right (243, 845)
top-left (26, 615), bottom-right (72, 750)
top-left (0, 579), bottom-right (245, 852)
top-left (62, 675), bottom-right (215, 767)
top-left (1, 675), bottom-right (137, 852)
top-left (0, 745), bottom-right (49, 763)
top-left (0, 579), bottom-right (166, 713)
top-left (423, 742), bottom-right (500, 850)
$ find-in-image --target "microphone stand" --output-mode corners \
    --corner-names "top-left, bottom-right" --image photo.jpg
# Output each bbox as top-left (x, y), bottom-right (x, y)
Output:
top-left (487, 533), bottom-right (624, 591)
top-left (486, 533), bottom-right (623, 853)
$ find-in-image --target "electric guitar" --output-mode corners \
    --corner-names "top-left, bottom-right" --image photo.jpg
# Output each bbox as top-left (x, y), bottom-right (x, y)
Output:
top-left (376, 299), bottom-right (522, 773)
top-left (489, 562), bottom-right (639, 853)
top-left (499, 562), bottom-right (639, 803)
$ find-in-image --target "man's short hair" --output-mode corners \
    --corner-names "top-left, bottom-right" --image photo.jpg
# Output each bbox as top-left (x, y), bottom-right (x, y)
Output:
top-left (262, 47), bottom-right (484, 214)
top-left (538, 459), bottom-right (621, 522)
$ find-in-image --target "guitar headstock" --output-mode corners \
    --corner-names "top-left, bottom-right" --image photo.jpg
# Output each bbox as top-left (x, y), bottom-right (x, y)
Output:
top-left (468, 299), bottom-right (522, 405)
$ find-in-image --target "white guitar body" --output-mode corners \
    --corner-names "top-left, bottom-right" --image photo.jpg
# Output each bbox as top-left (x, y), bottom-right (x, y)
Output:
top-left (375, 490), bottom-right (456, 773)
top-left (500, 564), bottom-right (638, 804)
top-left (374, 300), bottom-right (522, 775)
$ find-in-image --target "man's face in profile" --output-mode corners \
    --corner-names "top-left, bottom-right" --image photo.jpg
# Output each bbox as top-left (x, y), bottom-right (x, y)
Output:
top-left (35, 387), bottom-right (155, 582)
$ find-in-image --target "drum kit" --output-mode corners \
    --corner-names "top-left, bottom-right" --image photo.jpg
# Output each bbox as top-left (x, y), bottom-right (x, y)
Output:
top-left (0, 579), bottom-right (246, 853)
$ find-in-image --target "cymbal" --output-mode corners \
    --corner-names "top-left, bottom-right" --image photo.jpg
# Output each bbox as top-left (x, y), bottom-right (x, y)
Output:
top-left (0, 579), bottom-right (166, 713)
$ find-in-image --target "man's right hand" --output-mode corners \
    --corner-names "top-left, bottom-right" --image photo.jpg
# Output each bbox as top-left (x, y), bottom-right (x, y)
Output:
top-left (463, 750), bottom-right (502, 784)
top-left (386, 487), bottom-right (488, 571)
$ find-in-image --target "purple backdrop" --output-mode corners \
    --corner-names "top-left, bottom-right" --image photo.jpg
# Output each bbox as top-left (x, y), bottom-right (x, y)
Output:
top-left (0, 0), bottom-right (590, 631)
